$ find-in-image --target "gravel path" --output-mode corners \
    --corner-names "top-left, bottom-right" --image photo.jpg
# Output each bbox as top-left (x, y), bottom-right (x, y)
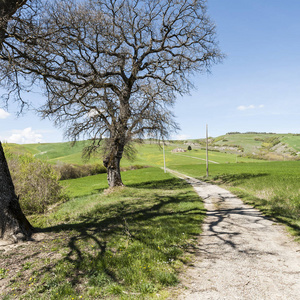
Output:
top-left (167, 169), bottom-right (300, 300)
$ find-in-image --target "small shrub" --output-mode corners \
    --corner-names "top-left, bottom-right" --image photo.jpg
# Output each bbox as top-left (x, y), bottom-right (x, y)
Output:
top-left (4, 145), bottom-right (68, 214)
top-left (121, 165), bottom-right (149, 172)
top-left (54, 162), bottom-right (107, 180)
top-left (187, 145), bottom-right (192, 151)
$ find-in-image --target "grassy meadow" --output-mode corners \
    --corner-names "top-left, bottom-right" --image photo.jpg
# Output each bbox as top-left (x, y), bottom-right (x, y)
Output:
top-left (1, 136), bottom-right (300, 299)
top-left (1, 168), bottom-right (205, 299)
top-left (167, 160), bottom-right (300, 238)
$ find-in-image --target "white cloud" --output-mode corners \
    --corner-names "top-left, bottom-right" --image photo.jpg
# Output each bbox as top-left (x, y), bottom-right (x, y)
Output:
top-left (6, 127), bottom-right (43, 144)
top-left (174, 134), bottom-right (190, 140)
top-left (0, 108), bottom-right (10, 119)
top-left (237, 104), bottom-right (264, 111)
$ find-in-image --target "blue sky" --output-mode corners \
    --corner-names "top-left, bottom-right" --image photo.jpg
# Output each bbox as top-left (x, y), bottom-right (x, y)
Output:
top-left (1, 0), bottom-right (300, 143)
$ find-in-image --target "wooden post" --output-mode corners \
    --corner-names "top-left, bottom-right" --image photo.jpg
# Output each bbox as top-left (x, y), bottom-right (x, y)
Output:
top-left (206, 124), bottom-right (209, 177)
top-left (163, 141), bottom-right (166, 173)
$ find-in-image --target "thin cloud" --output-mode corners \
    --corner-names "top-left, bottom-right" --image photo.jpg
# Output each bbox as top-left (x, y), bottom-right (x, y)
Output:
top-left (0, 108), bottom-right (10, 119)
top-left (174, 134), bottom-right (190, 140)
top-left (6, 127), bottom-right (43, 144)
top-left (237, 104), bottom-right (264, 111)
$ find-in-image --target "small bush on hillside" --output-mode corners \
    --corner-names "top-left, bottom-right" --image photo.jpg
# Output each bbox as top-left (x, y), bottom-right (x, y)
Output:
top-left (262, 136), bottom-right (281, 149)
top-left (187, 145), bottom-right (192, 151)
top-left (54, 162), bottom-right (107, 180)
top-left (4, 145), bottom-right (68, 214)
top-left (121, 165), bottom-right (149, 171)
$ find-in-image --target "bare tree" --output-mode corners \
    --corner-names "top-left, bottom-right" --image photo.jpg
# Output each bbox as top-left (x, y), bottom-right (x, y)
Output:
top-left (0, 0), bottom-right (223, 187)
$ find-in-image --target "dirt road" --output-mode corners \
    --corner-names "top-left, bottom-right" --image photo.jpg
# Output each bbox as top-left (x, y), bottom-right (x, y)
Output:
top-left (167, 170), bottom-right (300, 300)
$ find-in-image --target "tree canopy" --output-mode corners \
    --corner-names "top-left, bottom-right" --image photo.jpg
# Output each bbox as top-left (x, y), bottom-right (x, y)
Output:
top-left (0, 0), bottom-right (223, 186)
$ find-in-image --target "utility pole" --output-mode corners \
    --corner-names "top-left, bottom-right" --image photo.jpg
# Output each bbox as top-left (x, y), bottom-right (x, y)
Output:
top-left (206, 124), bottom-right (209, 177)
top-left (163, 141), bottom-right (166, 173)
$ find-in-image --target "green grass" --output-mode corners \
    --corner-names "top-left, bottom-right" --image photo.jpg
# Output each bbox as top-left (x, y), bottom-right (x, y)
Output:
top-left (120, 143), bottom-right (262, 169)
top-left (282, 134), bottom-right (300, 152)
top-left (167, 160), bottom-right (300, 238)
top-left (2, 137), bottom-right (300, 299)
top-left (2, 168), bottom-right (205, 299)
top-left (212, 133), bottom-right (267, 153)
top-left (60, 173), bottom-right (108, 198)
top-left (10, 137), bottom-right (273, 167)
top-left (211, 133), bottom-right (300, 154)
top-left (22, 140), bottom-right (101, 165)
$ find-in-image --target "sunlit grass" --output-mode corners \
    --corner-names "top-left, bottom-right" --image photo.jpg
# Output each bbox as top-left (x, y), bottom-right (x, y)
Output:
top-left (169, 161), bottom-right (300, 238)
top-left (4, 168), bottom-right (204, 299)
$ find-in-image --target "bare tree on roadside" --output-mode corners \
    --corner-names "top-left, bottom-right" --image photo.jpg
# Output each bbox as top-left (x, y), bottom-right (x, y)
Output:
top-left (0, 0), bottom-right (223, 187)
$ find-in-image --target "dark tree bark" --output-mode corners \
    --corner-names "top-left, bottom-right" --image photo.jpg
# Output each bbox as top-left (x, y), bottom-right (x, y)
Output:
top-left (0, 142), bottom-right (33, 242)
top-left (103, 140), bottom-right (125, 187)
top-left (0, 0), bottom-right (27, 49)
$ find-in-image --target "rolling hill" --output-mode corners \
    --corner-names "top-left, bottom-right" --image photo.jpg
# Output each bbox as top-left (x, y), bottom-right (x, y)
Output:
top-left (4, 132), bottom-right (300, 167)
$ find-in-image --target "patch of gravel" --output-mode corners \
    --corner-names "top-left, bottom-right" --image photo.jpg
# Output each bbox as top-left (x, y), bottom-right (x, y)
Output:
top-left (167, 169), bottom-right (300, 300)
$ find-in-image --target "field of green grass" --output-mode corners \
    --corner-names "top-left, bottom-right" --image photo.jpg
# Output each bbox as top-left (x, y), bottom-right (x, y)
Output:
top-left (120, 143), bottom-right (263, 169)
top-left (282, 134), bottom-right (300, 152)
top-left (22, 140), bottom-right (101, 165)
top-left (167, 160), bottom-right (300, 238)
top-left (1, 136), bottom-right (300, 299)
top-left (9, 132), bottom-right (300, 167)
top-left (2, 168), bottom-right (204, 299)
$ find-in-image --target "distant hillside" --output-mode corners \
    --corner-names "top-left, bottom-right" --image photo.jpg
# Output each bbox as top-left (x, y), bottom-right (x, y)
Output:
top-left (13, 140), bottom-right (101, 165)
top-left (5, 133), bottom-right (300, 165)
top-left (192, 133), bottom-right (300, 160)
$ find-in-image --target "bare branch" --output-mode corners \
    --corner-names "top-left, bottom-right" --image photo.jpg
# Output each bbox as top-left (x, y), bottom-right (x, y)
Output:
top-left (0, 0), bottom-right (223, 187)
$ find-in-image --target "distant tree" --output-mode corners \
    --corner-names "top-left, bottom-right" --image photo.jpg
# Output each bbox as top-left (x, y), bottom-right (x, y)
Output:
top-left (0, 0), bottom-right (223, 187)
top-left (187, 145), bottom-right (192, 151)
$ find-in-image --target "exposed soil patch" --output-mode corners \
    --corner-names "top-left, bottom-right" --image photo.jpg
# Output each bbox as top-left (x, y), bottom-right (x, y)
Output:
top-left (167, 169), bottom-right (300, 300)
top-left (0, 231), bottom-right (66, 296)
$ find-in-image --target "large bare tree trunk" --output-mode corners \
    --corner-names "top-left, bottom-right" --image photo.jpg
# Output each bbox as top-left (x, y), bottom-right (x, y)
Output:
top-left (103, 141), bottom-right (124, 188)
top-left (0, 142), bottom-right (33, 242)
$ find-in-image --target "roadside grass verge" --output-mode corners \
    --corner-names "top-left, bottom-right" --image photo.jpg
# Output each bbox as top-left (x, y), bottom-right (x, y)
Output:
top-left (1, 168), bottom-right (205, 299)
top-left (167, 161), bottom-right (300, 239)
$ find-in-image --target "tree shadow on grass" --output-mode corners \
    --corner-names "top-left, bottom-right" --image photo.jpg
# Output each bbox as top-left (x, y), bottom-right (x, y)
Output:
top-left (212, 172), bottom-right (269, 185)
top-left (127, 177), bottom-right (189, 190)
top-left (30, 184), bottom-right (205, 294)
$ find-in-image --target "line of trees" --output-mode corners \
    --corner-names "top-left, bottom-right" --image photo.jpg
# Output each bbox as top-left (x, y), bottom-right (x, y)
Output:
top-left (0, 0), bottom-right (222, 242)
